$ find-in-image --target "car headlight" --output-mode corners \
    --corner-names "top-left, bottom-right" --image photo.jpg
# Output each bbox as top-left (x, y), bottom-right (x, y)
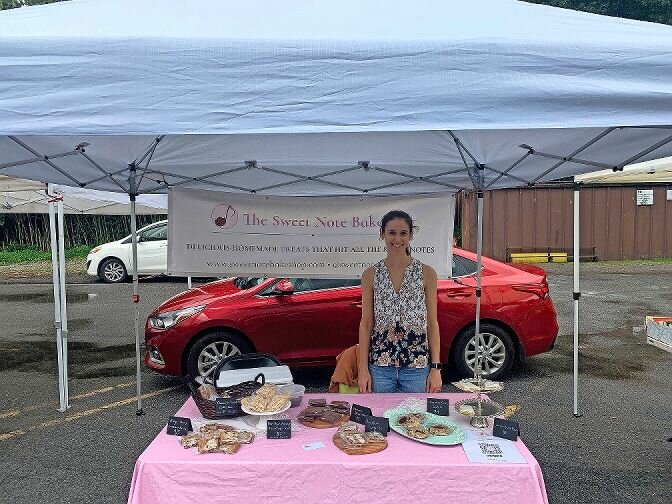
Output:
top-left (90, 246), bottom-right (103, 254)
top-left (149, 305), bottom-right (206, 330)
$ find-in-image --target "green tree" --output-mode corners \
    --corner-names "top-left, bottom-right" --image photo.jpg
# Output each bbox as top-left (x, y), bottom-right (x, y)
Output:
top-left (523, 0), bottom-right (672, 25)
top-left (0, 0), bottom-right (67, 10)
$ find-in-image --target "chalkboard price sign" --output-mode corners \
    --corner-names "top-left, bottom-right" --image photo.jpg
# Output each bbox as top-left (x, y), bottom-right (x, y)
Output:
top-left (215, 398), bottom-right (239, 416)
top-left (427, 398), bottom-right (450, 416)
top-left (266, 419), bottom-right (292, 439)
top-left (364, 415), bottom-right (389, 436)
top-left (493, 418), bottom-right (520, 441)
top-left (166, 416), bottom-right (192, 436)
top-left (350, 404), bottom-right (373, 425)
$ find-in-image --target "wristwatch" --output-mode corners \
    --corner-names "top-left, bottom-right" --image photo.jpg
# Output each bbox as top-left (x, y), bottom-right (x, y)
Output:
top-left (429, 362), bottom-right (442, 370)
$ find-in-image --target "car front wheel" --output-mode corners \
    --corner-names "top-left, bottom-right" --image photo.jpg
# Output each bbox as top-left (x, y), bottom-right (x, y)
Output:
top-left (186, 331), bottom-right (253, 385)
top-left (99, 257), bottom-right (127, 283)
top-left (452, 323), bottom-right (515, 380)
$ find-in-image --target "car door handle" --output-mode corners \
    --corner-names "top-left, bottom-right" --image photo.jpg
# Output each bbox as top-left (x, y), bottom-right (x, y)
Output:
top-left (444, 290), bottom-right (472, 299)
top-left (350, 301), bottom-right (363, 308)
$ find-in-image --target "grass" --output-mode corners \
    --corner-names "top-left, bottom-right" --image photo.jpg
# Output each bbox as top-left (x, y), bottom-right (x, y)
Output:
top-left (600, 257), bottom-right (672, 265)
top-left (0, 245), bottom-right (91, 265)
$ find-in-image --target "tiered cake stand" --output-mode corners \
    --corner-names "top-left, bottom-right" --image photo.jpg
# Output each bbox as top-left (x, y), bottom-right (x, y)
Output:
top-left (453, 377), bottom-right (504, 428)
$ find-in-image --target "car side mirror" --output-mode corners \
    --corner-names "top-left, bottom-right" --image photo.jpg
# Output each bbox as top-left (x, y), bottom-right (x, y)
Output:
top-left (273, 279), bottom-right (294, 295)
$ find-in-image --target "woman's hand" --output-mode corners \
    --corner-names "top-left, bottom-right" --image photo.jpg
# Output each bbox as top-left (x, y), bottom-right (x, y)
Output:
top-left (358, 367), bottom-right (372, 393)
top-left (426, 368), bottom-right (442, 393)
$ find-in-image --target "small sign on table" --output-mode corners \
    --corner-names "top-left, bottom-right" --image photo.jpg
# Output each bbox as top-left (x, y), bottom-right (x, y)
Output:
top-left (166, 416), bottom-right (192, 436)
top-left (364, 415), bottom-right (389, 436)
top-left (267, 419), bottom-right (292, 439)
top-left (350, 403), bottom-right (373, 424)
top-left (493, 418), bottom-right (520, 441)
top-left (215, 398), bottom-right (239, 416)
top-left (427, 397), bottom-right (450, 416)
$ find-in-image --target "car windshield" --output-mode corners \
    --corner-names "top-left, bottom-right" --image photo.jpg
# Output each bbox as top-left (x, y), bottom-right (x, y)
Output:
top-left (233, 277), bottom-right (266, 290)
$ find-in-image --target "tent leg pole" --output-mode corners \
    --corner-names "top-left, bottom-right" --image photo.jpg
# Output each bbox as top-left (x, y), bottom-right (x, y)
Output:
top-left (48, 184), bottom-right (67, 412)
top-left (57, 196), bottom-right (70, 409)
top-left (130, 167), bottom-right (144, 416)
top-left (474, 188), bottom-right (484, 380)
top-left (187, 276), bottom-right (192, 289)
top-left (573, 184), bottom-right (582, 417)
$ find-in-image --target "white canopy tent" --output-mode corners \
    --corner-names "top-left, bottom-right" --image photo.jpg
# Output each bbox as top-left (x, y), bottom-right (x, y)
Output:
top-left (1, 175), bottom-right (167, 412)
top-left (575, 156), bottom-right (672, 184)
top-left (1, 0), bottom-right (671, 415)
top-left (0, 175), bottom-right (167, 214)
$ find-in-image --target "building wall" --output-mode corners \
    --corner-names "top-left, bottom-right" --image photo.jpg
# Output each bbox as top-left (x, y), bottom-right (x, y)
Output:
top-left (461, 185), bottom-right (672, 261)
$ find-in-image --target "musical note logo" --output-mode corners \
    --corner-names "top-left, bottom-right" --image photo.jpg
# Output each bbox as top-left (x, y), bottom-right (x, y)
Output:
top-left (211, 204), bottom-right (238, 229)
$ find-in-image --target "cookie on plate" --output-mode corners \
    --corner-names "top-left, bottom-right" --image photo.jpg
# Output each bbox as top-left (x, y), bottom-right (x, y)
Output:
top-left (406, 426), bottom-right (430, 439)
top-left (428, 424), bottom-right (453, 436)
top-left (396, 413), bottom-right (424, 428)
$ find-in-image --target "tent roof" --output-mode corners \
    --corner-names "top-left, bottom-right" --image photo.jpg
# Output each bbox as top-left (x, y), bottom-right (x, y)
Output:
top-left (575, 156), bottom-right (672, 184)
top-left (0, 0), bottom-right (671, 196)
top-left (0, 176), bottom-right (167, 214)
top-left (1, 0), bottom-right (670, 135)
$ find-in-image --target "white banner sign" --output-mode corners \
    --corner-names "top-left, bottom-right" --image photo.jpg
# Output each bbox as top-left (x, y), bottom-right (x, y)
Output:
top-left (168, 189), bottom-right (454, 278)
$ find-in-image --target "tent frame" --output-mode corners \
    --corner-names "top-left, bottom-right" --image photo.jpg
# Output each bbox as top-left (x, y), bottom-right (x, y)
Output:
top-left (4, 128), bottom-right (670, 198)
top-left (47, 184), bottom-right (70, 412)
top-left (7, 127), bottom-right (672, 414)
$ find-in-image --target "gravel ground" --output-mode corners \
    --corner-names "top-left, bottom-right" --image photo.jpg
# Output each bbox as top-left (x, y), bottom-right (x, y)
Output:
top-left (0, 261), bottom-right (670, 504)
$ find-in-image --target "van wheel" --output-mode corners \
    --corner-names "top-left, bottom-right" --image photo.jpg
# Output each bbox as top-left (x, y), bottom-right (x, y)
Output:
top-left (186, 331), bottom-right (253, 385)
top-left (452, 323), bottom-right (515, 380)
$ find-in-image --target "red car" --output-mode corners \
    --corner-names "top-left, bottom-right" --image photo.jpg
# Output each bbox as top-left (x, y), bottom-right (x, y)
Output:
top-left (145, 248), bottom-right (558, 383)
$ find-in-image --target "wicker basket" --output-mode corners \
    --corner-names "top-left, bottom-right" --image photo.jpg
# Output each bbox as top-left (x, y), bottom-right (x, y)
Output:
top-left (187, 373), bottom-right (265, 419)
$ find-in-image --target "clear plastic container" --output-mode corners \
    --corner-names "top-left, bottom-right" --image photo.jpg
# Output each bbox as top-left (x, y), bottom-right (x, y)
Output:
top-left (279, 384), bottom-right (305, 408)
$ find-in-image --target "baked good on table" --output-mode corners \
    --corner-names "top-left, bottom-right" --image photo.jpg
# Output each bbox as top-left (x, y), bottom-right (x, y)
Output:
top-left (200, 423), bottom-right (235, 434)
top-left (196, 384), bottom-right (217, 400)
top-left (267, 394), bottom-right (291, 411)
top-left (197, 436), bottom-right (220, 454)
top-left (365, 431), bottom-right (386, 443)
top-left (428, 424), bottom-right (453, 436)
top-left (240, 387), bottom-right (290, 413)
top-left (217, 442), bottom-right (241, 454)
top-left (319, 410), bottom-right (343, 424)
top-left (337, 422), bottom-right (359, 434)
top-left (457, 404), bottom-right (475, 416)
top-left (342, 432), bottom-right (366, 448)
top-left (256, 384), bottom-right (278, 398)
top-left (218, 431), bottom-right (239, 444)
top-left (406, 426), bottom-right (429, 439)
top-left (308, 398), bottom-right (327, 407)
top-left (237, 431), bottom-right (255, 444)
top-left (396, 413), bottom-right (424, 428)
top-left (326, 401), bottom-right (350, 415)
top-left (180, 434), bottom-right (200, 448)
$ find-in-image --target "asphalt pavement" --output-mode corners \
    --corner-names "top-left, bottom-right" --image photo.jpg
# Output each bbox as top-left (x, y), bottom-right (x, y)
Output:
top-left (0, 263), bottom-right (671, 504)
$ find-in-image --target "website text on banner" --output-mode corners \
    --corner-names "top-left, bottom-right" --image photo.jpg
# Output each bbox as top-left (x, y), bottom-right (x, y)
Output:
top-left (168, 189), bottom-right (455, 279)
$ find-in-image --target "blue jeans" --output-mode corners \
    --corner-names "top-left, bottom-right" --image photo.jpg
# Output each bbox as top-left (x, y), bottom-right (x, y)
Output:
top-left (369, 365), bottom-right (429, 393)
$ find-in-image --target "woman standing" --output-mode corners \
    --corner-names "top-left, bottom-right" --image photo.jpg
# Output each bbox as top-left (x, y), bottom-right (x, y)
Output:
top-left (358, 210), bottom-right (443, 393)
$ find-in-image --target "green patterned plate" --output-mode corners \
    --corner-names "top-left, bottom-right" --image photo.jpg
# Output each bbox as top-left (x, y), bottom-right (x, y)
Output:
top-left (383, 406), bottom-right (466, 446)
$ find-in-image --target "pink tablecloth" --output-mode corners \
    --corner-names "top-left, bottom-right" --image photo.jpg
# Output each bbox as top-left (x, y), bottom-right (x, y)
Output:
top-left (128, 393), bottom-right (548, 504)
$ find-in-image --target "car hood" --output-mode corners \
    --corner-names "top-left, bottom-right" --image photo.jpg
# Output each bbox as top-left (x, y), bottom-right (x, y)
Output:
top-left (156, 279), bottom-right (245, 312)
top-left (92, 238), bottom-right (126, 250)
